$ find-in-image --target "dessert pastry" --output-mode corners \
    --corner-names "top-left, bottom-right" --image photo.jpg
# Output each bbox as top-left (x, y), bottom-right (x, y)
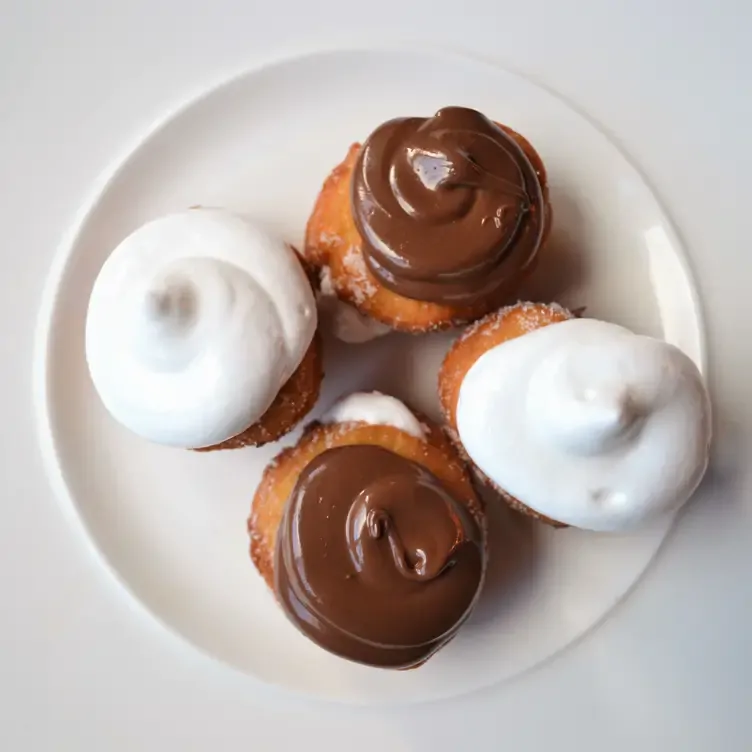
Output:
top-left (249, 391), bottom-right (487, 669)
top-left (304, 107), bottom-right (550, 333)
top-left (86, 207), bottom-right (321, 450)
top-left (439, 303), bottom-right (712, 531)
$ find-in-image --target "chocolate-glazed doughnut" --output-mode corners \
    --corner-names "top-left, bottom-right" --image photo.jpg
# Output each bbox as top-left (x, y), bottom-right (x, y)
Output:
top-left (274, 444), bottom-right (485, 668)
top-left (351, 107), bottom-right (546, 306)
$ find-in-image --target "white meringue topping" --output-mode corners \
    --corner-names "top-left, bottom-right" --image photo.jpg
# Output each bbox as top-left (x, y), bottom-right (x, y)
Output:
top-left (86, 208), bottom-right (316, 448)
top-left (456, 318), bottom-right (711, 530)
top-left (324, 392), bottom-right (426, 440)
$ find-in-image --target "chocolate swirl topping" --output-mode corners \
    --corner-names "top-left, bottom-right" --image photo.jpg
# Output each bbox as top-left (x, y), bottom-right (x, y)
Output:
top-left (274, 445), bottom-right (485, 668)
top-left (351, 106), bottom-right (546, 305)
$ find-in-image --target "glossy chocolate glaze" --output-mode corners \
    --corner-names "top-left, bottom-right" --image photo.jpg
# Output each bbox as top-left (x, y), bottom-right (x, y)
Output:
top-left (274, 445), bottom-right (485, 668)
top-left (351, 107), bottom-right (546, 305)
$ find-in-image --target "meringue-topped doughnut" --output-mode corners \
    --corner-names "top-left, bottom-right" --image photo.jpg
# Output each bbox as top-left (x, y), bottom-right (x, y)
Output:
top-left (86, 208), bottom-right (318, 449)
top-left (443, 306), bottom-right (712, 531)
top-left (352, 107), bottom-right (546, 306)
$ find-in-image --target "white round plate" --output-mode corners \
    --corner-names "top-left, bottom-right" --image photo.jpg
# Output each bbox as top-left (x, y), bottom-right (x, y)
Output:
top-left (35, 48), bottom-right (703, 704)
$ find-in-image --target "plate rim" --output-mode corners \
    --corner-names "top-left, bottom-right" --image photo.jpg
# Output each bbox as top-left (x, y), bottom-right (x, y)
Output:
top-left (31, 44), bottom-right (707, 706)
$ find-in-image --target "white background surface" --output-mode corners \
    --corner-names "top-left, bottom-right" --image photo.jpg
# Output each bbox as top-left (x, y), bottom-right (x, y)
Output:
top-left (1, 1), bottom-right (750, 749)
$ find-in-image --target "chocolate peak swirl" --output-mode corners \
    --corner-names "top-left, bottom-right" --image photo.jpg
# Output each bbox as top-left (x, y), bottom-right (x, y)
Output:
top-left (274, 445), bottom-right (485, 668)
top-left (351, 106), bottom-right (546, 305)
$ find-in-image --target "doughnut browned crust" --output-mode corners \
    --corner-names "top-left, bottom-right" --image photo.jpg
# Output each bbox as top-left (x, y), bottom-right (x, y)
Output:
top-left (195, 333), bottom-right (323, 451)
top-left (248, 417), bottom-right (484, 590)
top-left (439, 302), bottom-right (574, 527)
top-left (303, 125), bottom-right (551, 334)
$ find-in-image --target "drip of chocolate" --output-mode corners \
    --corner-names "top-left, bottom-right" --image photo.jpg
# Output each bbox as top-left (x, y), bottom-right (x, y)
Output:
top-left (274, 445), bottom-right (485, 668)
top-left (351, 107), bottom-right (546, 305)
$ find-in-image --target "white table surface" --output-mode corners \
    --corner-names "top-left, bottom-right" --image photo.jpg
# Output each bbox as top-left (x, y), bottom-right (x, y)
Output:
top-left (2, 1), bottom-right (750, 749)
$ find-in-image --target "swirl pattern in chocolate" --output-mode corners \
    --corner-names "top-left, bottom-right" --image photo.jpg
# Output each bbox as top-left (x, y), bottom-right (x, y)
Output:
top-left (351, 106), bottom-right (546, 306)
top-left (274, 445), bottom-right (485, 668)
